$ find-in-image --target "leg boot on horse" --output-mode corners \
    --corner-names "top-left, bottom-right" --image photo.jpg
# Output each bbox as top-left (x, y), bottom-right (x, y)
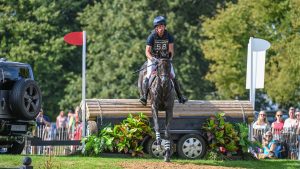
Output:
top-left (155, 131), bottom-right (162, 148)
top-left (173, 78), bottom-right (188, 104)
top-left (164, 149), bottom-right (171, 162)
top-left (139, 78), bottom-right (149, 106)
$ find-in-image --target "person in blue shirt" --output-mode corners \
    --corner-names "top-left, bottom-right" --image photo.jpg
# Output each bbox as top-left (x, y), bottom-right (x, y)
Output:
top-left (261, 131), bottom-right (278, 158)
top-left (36, 109), bottom-right (50, 127)
top-left (139, 16), bottom-right (188, 106)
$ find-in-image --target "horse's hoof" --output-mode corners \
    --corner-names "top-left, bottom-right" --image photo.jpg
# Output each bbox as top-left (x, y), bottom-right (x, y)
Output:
top-left (139, 98), bottom-right (147, 106)
top-left (164, 156), bottom-right (170, 162)
top-left (164, 149), bottom-right (171, 162)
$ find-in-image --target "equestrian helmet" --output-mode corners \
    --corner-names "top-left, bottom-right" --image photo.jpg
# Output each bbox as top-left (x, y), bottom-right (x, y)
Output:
top-left (153, 16), bottom-right (166, 28)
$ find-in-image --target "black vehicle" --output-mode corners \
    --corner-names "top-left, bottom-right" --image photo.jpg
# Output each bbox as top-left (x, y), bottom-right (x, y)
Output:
top-left (0, 58), bottom-right (42, 154)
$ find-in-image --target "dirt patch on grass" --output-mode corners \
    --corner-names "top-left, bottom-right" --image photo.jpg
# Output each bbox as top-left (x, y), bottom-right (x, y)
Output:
top-left (118, 161), bottom-right (241, 169)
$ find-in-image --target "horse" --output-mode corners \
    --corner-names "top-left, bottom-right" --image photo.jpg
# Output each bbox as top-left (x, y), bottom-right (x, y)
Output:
top-left (138, 58), bottom-right (175, 162)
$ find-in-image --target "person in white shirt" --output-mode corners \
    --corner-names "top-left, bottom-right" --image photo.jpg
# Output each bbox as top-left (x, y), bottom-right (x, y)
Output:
top-left (283, 107), bottom-right (297, 129)
top-left (253, 111), bottom-right (270, 130)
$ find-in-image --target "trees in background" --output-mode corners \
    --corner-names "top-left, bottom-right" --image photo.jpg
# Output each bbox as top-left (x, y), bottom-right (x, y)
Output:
top-left (2, 0), bottom-right (299, 117)
top-left (62, 0), bottom-right (229, 108)
top-left (201, 0), bottom-right (300, 108)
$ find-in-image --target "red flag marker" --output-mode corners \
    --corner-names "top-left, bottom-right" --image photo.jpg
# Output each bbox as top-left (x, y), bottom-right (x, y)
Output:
top-left (64, 32), bottom-right (83, 46)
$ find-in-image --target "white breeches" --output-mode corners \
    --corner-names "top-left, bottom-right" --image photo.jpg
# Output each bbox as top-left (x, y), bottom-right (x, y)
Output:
top-left (146, 59), bottom-right (175, 79)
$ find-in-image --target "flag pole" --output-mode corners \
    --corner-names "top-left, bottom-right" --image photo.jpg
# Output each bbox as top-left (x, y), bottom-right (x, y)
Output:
top-left (249, 37), bottom-right (255, 109)
top-left (82, 31), bottom-right (86, 150)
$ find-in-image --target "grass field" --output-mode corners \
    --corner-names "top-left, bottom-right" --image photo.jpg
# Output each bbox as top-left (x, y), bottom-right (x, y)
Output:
top-left (0, 154), bottom-right (299, 169)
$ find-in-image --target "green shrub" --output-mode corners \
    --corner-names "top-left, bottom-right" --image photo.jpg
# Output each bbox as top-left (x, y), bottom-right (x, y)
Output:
top-left (203, 112), bottom-right (261, 160)
top-left (82, 113), bottom-right (153, 156)
top-left (114, 113), bottom-right (153, 156)
top-left (202, 112), bottom-right (239, 152)
top-left (235, 123), bottom-right (262, 153)
top-left (82, 125), bottom-right (115, 156)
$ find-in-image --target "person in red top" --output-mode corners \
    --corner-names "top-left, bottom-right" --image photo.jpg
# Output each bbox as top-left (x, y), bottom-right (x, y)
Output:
top-left (271, 110), bottom-right (284, 139)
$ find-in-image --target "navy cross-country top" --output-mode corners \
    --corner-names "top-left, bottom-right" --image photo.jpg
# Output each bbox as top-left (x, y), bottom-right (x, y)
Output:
top-left (146, 30), bottom-right (174, 58)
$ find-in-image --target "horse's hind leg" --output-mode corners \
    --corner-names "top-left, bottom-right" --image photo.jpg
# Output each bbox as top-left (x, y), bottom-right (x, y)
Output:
top-left (151, 105), bottom-right (161, 146)
top-left (164, 109), bottom-right (173, 162)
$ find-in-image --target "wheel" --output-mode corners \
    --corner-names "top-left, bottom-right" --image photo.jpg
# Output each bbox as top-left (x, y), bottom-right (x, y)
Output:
top-left (7, 140), bottom-right (25, 154)
top-left (87, 121), bottom-right (98, 135)
top-left (146, 138), bottom-right (173, 158)
top-left (10, 79), bottom-right (42, 120)
top-left (177, 134), bottom-right (207, 159)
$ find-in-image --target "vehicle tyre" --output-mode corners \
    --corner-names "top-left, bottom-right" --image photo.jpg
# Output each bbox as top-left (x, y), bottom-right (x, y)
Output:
top-left (146, 138), bottom-right (173, 158)
top-left (10, 79), bottom-right (42, 120)
top-left (87, 121), bottom-right (98, 135)
top-left (177, 134), bottom-right (207, 159)
top-left (7, 140), bottom-right (25, 154)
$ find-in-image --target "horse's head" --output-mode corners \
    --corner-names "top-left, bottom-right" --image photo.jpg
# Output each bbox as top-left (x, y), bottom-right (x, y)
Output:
top-left (157, 58), bottom-right (172, 87)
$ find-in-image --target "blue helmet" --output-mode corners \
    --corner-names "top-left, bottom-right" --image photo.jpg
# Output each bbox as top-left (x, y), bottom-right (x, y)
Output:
top-left (153, 16), bottom-right (166, 28)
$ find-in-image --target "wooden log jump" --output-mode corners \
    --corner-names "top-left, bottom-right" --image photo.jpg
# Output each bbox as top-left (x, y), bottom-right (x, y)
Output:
top-left (82, 99), bottom-right (254, 122)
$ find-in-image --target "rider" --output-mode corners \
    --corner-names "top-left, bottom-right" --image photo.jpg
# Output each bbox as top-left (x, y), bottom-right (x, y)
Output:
top-left (139, 16), bottom-right (188, 106)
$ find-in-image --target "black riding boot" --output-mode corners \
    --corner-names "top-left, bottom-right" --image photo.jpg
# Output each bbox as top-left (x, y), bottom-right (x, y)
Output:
top-left (139, 78), bottom-right (149, 106)
top-left (173, 78), bottom-right (188, 104)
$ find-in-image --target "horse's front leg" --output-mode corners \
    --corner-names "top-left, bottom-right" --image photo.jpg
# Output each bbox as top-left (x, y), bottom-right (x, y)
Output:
top-left (151, 104), bottom-right (161, 146)
top-left (164, 108), bottom-right (173, 162)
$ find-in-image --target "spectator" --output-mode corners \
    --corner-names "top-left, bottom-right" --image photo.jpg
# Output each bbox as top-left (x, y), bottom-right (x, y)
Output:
top-left (67, 109), bottom-right (75, 139)
top-left (296, 111), bottom-right (300, 135)
top-left (74, 106), bottom-right (82, 140)
top-left (36, 109), bottom-right (51, 141)
top-left (75, 106), bottom-right (81, 123)
top-left (74, 121), bottom-right (82, 140)
top-left (296, 111), bottom-right (300, 159)
top-left (271, 110), bottom-right (284, 134)
top-left (253, 111), bottom-right (270, 130)
top-left (36, 109), bottom-right (50, 127)
top-left (260, 131), bottom-right (278, 159)
top-left (56, 110), bottom-right (67, 129)
top-left (283, 107), bottom-right (297, 129)
top-left (67, 110), bottom-right (75, 128)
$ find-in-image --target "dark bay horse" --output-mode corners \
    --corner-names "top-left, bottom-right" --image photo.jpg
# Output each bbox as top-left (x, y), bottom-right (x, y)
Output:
top-left (138, 58), bottom-right (175, 162)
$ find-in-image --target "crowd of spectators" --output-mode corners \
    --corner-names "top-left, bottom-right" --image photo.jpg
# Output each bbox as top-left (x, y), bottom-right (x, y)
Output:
top-left (252, 107), bottom-right (300, 159)
top-left (35, 106), bottom-right (82, 141)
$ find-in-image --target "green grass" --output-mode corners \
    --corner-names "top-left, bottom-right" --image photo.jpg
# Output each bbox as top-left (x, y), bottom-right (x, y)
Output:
top-left (0, 154), bottom-right (299, 169)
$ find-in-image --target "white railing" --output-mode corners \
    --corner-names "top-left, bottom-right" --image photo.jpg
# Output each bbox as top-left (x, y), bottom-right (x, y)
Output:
top-left (24, 124), bottom-right (82, 155)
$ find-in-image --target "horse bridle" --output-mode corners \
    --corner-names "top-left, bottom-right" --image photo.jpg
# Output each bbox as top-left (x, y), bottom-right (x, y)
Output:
top-left (156, 58), bottom-right (171, 79)
top-left (157, 58), bottom-right (171, 78)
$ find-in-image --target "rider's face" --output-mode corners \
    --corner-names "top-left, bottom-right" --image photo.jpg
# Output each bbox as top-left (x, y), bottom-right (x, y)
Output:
top-left (156, 24), bottom-right (165, 36)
